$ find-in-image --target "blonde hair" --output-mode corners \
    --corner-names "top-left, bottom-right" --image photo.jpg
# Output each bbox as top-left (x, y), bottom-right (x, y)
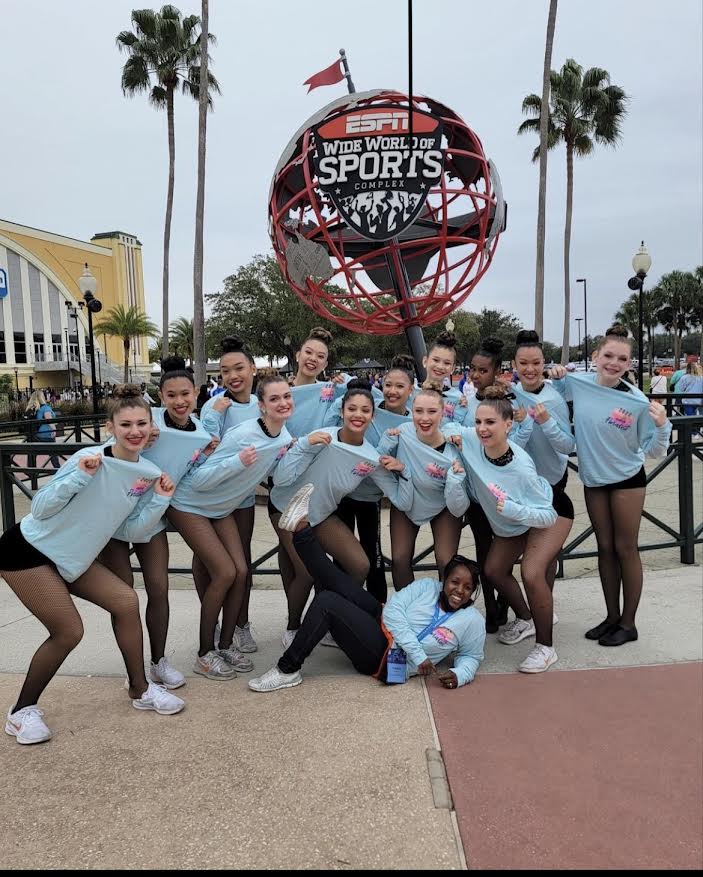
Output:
top-left (26, 390), bottom-right (47, 414)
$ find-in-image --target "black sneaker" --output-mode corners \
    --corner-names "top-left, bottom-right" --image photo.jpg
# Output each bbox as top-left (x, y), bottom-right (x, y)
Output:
top-left (585, 618), bottom-right (620, 640)
top-left (599, 625), bottom-right (638, 647)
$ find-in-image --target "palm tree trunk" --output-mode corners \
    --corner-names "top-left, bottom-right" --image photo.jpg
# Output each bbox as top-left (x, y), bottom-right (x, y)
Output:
top-left (560, 140), bottom-right (574, 365)
top-left (123, 339), bottom-right (130, 383)
top-left (534, 0), bottom-right (558, 337)
top-left (193, 0), bottom-right (209, 387)
top-left (162, 86), bottom-right (176, 359)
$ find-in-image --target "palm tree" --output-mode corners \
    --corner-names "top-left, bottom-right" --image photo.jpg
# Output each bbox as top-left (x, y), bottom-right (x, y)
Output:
top-left (95, 305), bottom-right (159, 382)
top-left (615, 289), bottom-right (661, 377)
top-left (193, 0), bottom-right (211, 387)
top-left (117, 5), bottom-right (220, 358)
top-left (655, 270), bottom-right (700, 366)
top-left (519, 59), bottom-right (628, 363)
top-left (169, 316), bottom-right (194, 363)
top-left (533, 0), bottom-right (559, 338)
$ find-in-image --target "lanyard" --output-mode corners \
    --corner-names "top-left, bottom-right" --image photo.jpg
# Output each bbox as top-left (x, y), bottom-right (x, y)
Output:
top-left (416, 602), bottom-right (451, 642)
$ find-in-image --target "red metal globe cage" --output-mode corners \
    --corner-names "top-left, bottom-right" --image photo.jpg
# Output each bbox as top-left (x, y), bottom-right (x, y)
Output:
top-left (269, 89), bottom-right (505, 336)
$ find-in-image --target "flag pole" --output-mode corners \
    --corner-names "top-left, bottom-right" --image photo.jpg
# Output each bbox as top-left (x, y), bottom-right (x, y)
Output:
top-left (339, 48), bottom-right (355, 94)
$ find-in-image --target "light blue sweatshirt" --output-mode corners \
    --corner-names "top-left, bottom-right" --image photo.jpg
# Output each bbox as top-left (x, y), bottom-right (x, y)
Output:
top-left (113, 407), bottom-right (213, 543)
top-left (172, 418), bottom-right (292, 519)
top-left (271, 427), bottom-right (408, 526)
top-left (323, 399), bottom-right (412, 502)
top-left (553, 373), bottom-right (672, 487)
top-left (376, 421), bottom-right (469, 525)
top-left (510, 383), bottom-right (575, 485)
top-left (382, 578), bottom-right (485, 686)
top-left (20, 445), bottom-right (168, 582)
top-left (443, 426), bottom-right (557, 537)
top-left (199, 393), bottom-right (259, 439)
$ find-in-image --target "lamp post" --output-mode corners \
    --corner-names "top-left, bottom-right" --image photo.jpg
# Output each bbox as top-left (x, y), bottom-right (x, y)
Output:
top-left (64, 326), bottom-right (71, 392)
top-left (65, 301), bottom-right (83, 394)
top-left (575, 318), bottom-right (583, 367)
top-left (13, 367), bottom-right (19, 399)
top-left (78, 263), bottom-right (102, 417)
top-left (576, 278), bottom-right (588, 369)
top-left (629, 242), bottom-right (652, 391)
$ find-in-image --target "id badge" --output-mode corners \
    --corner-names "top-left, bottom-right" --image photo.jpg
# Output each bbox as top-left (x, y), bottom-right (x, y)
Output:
top-left (385, 647), bottom-right (407, 685)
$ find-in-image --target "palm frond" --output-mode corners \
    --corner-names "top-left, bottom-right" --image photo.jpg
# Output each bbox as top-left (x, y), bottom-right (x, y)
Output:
top-left (573, 133), bottom-right (594, 156)
top-left (116, 30), bottom-right (139, 50)
top-left (131, 9), bottom-right (158, 39)
top-left (121, 56), bottom-right (151, 94)
top-left (518, 117), bottom-right (541, 136)
top-left (521, 93), bottom-right (542, 115)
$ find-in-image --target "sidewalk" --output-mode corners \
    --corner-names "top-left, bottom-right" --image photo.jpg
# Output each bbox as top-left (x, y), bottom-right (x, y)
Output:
top-left (1, 565), bottom-right (701, 869)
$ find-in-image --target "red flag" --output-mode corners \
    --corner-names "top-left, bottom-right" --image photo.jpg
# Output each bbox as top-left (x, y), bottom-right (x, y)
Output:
top-left (303, 59), bottom-right (344, 93)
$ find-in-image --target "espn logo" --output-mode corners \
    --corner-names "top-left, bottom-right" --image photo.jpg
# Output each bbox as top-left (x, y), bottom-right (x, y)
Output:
top-left (345, 111), bottom-right (409, 134)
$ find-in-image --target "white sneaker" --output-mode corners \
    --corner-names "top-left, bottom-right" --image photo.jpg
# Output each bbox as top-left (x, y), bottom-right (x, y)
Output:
top-left (5, 705), bottom-right (52, 745)
top-left (278, 483), bottom-right (315, 531)
top-left (248, 665), bottom-right (303, 692)
top-left (150, 657), bottom-right (186, 690)
top-left (282, 628), bottom-right (298, 649)
top-left (132, 681), bottom-right (185, 715)
top-left (320, 631), bottom-right (340, 648)
top-left (193, 650), bottom-right (237, 680)
top-left (519, 644), bottom-right (558, 674)
top-left (498, 618), bottom-right (536, 645)
top-left (235, 623), bottom-right (258, 653)
top-left (218, 646), bottom-right (254, 673)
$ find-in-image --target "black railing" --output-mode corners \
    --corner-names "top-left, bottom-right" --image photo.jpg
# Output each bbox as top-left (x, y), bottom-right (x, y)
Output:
top-left (1, 415), bottom-right (701, 580)
top-left (649, 392), bottom-right (703, 419)
top-left (0, 413), bottom-right (106, 444)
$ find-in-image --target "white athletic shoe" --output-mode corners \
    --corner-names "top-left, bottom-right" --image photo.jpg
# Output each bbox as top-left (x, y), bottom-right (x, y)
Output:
top-left (498, 618), bottom-right (536, 645)
top-left (235, 623), bottom-right (258, 653)
top-left (218, 646), bottom-right (254, 673)
top-left (281, 628), bottom-right (298, 649)
top-left (132, 681), bottom-right (185, 715)
top-left (193, 650), bottom-right (237, 680)
top-left (150, 657), bottom-right (186, 690)
top-left (519, 644), bottom-right (558, 674)
top-left (5, 705), bottom-right (52, 745)
top-left (320, 632), bottom-right (340, 648)
top-left (248, 666), bottom-right (303, 693)
top-left (278, 483), bottom-right (315, 531)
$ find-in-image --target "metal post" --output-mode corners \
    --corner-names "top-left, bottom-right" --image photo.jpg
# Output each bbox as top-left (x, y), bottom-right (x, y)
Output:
top-left (64, 327), bottom-right (71, 391)
top-left (677, 418), bottom-right (695, 564)
top-left (575, 318), bottom-right (583, 367)
top-left (637, 275), bottom-right (645, 390)
top-left (583, 278), bottom-right (588, 367)
top-left (339, 49), bottom-right (355, 94)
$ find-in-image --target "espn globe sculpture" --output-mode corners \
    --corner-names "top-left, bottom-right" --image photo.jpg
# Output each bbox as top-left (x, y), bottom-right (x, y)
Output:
top-left (268, 89), bottom-right (506, 339)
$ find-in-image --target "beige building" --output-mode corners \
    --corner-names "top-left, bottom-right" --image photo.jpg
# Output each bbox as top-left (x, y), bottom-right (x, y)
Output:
top-left (0, 218), bottom-right (151, 391)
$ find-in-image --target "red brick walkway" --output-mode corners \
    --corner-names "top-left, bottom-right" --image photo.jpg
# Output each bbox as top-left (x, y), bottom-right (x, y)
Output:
top-left (428, 663), bottom-right (703, 870)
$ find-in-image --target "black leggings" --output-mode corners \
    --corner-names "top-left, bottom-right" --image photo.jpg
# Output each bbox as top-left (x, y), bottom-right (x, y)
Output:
top-left (278, 526), bottom-right (388, 676)
top-left (335, 496), bottom-right (387, 603)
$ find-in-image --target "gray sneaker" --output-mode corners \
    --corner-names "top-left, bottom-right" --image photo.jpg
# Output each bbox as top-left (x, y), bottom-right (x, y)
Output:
top-left (193, 650), bottom-right (237, 680)
top-left (248, 666), bottom-right (303, 693)
top-left (235, 623), bottom-right (258, 653)
top-left (218, 646), bottom-right (254, 673)
top-left (278, 483), bottom-right (315, 531)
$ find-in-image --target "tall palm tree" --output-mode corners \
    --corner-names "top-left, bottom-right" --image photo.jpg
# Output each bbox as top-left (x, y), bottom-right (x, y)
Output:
top-left (168, 316), bottom-right (194, 363)
top-left (615, 289), bottom-right (661, 377)
top-left (655, 270), bottom-right (700, 366)
top-left (519, 59), bottom-right (628, 363)
top-left (193, 0), bottom-right (211, 387)
top-left (117, 5), bottom-right (220, 358)
top-left (533, 0), bottom-right (559, 338)
top-left (95, 305), bottom-right (159, 382)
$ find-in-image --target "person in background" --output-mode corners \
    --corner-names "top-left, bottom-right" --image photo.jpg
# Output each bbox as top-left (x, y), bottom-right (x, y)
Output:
top-left (25, 391), bottom-right (60, 469)
top-left (209, 376), bottom-right (226, 398)
top-left (196, 383), bottom-right (210, 414)
top-left (649, 368), bottom-right (668, 395)
top-left (677, 363), bottom-right (703, 415)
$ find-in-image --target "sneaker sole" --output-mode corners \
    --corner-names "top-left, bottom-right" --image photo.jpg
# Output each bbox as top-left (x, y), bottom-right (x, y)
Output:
top-left (236, 642), bottom-right (258, 653)
top-left (278, 484), bottom-right (315, 530)
top-left (132, 701), bottom-right (185, 715)
top-left (249, 676), bottom-right (303, 693)
top-left (193, 666), bottom-right (237, 681)
top-left (5, 724), bottom-right (51, 744)
top-left (499, 628), bottom-right (536, 645)
top-left (519, 654), bottom-right (559, 674)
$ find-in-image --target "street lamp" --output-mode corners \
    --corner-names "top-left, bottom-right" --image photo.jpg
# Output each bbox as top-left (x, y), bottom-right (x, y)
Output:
top-left (13, 367), bottom-right (19, 398)
top-left (78, 263), bottom-right (102, 417)
top-left (576, 279), bottom-right (588, 369)
top-left (628, 242), bottom-right (652, 391)
top-left (65, 301), bottom-right (83, 394)
top-left (64, 326), bottom-right (71, 392)
top-left (575, 318), bottom-right (583, 367)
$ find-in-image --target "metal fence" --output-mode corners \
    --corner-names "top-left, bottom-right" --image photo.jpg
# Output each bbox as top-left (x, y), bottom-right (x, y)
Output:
top-left (1, 412), bottom-right (701, 579)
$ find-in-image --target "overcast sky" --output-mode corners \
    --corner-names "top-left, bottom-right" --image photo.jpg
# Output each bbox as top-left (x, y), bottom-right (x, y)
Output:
top-left (2, 0), bottom-right (701, 347)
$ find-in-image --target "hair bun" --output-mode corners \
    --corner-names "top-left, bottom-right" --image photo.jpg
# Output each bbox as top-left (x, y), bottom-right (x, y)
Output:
top-left (434, 330), bottom-right (457, 349)
top-left (221, 335), bottom-right (245, 354)
top-left (482, 383), bottom-right (509, 401)
top-left (420, 379), bottom-right (445, 395)
top-left (480, 337), bottom-right (504, 355)
top-left (390, 354), bottom-right (416, 372)
top-left (161, 355), bottom-right (187, 373)
top-left (307, 326), bottom-right (333, 345)
top-left (515, 329), bottom-right (541, 346)
top-left (347, 378), bottom-right (372, 392)
top-left (605, 324), bottom-right (629, 339)
top-left (112, 383), bottom-right (142, 400)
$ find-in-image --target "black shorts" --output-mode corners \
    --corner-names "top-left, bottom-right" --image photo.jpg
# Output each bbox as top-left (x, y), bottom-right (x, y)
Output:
top-left (551, 468), bottom-right (574, 520)
top-left (0, 523), bottom-right (55, 571)
top-left (594, 466), bottom-right (647, 492)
